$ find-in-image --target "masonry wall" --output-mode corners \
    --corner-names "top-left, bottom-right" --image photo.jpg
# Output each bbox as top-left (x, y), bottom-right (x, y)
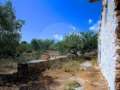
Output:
top-left (114, 0), bottom-right (120, 89)
top-left (98, 0), bottom-right (117, 90)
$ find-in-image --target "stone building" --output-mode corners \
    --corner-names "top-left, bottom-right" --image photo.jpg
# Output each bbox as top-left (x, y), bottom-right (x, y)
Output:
top-left (99, 0), bottom-right (120, 90)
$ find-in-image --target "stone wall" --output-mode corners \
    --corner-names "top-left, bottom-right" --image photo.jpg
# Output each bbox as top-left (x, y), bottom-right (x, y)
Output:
top-left (99, 0), bottom-right (120, 90)
top-left (0, 56), bottom-right (70, 85)
top-left (99, 0), bottom-right (117, 90)
top-left (115, 0), bottom-right (120, 90)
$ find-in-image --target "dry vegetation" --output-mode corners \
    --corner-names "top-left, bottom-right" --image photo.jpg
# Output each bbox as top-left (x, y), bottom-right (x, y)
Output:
top-left (40, 57), bottom-right (108, 90)
top-left (0, 56), bottom-right (108, 90)
top-left (0, 59), bottom-right (17, 74)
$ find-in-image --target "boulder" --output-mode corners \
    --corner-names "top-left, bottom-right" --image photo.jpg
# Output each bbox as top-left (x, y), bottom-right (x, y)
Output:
top-left (80, 61), bottom-right (93, 70)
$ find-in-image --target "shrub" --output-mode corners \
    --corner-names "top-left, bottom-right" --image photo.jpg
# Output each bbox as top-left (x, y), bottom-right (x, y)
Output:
top-left (64, 80), bottom-right (81, 90)
top-left (62, 61), bottom-right (80, 73)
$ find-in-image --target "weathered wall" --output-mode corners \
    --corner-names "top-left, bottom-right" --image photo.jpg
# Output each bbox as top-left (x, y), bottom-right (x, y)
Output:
top-left (98, 0), bottom-right (117, 90)
top-left (115, 0), bottom-right (120, 89)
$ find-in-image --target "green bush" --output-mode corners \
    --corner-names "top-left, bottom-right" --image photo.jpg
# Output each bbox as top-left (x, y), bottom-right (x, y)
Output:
top-left (64, 80), bottom-right (80, 90)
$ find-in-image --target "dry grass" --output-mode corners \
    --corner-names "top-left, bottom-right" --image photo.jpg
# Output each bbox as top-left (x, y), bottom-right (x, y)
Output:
top-left (0, 56), bottom-right (108, 90)
top-left (61, 61), bottom-right (80, 74)
top-left (42, 57), bottom-right (108, 90)
top-left (0, 59), bottom-right (17, 67)
top-left (0, 58), bottom-right (17, 74)
top-left (91, 57), bottom-right (97, 66)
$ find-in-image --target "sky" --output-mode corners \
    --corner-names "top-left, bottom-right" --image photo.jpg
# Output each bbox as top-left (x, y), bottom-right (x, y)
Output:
top-left (1, 0), bottom-right (102, 42)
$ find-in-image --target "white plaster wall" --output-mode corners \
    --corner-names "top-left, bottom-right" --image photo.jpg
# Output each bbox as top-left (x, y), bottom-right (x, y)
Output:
top-left (98, 0), bottom-right (117, 90)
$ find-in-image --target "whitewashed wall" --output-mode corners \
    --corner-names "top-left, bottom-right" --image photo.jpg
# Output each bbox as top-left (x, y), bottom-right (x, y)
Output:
top-left (98, 0), bottom-right (117, 90)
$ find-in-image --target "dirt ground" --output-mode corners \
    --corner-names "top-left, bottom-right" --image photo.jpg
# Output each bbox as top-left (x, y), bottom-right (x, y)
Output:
top-left (0, 59), bottom-right (108, 90)
top-left (41, 65), bottom-right (108, 90)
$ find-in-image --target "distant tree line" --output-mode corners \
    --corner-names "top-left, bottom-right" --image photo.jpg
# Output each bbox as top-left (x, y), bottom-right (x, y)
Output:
top-left (16, 31), bottom-right (97, 60)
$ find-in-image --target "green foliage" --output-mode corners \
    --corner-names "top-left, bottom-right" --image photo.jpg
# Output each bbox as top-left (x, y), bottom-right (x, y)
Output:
top-left (16, 41), bottom-right (32, 54)
top-left (15, 31), bottom-right (97, 60)
top-left (64, 80), bottom-right (80, 90)
top-left (31, 39), bottom-right (40, 51)
top-left (63, 33), bottom-right (82, 56)
top-left (0, 1), bottom-right (24, 58)
top-left (53, 41), bottom-right (67, 54)
top-left (80, 31), bottom-right (97, 54)
top-left (54, 31), bottom-right (97, 56)
top-left (31, 39), bottom-right (54, 52)
top-left (41, 39), bottom-right (54, 51)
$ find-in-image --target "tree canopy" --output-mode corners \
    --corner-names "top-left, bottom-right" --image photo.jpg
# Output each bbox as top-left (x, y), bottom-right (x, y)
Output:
top-left (0, 1), bottom-right (24, 58)
top-left (54, 32), bottom-right (97, 56)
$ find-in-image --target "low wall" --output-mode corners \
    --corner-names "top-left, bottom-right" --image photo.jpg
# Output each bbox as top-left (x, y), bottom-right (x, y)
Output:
top-left (0, 56), bottom-right (70, 85)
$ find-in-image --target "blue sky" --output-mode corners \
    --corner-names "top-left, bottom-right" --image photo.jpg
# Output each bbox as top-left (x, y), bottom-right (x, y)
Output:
top-left (1, 0), bottom-right (102, 42)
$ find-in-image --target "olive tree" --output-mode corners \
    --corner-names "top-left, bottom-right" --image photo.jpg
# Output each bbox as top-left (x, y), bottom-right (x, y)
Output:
top-left (0, 1), bottom-right (24, 58)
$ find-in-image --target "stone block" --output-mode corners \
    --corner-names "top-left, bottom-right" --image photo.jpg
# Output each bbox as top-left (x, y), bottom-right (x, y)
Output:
top-left (115, 39), bottom-right (120, 45)
top-left (115, 10), bottom-right (120, 16)
top-left (116, 15), bottom-right (120, 23)
top-left (116, 64), bottom-right (120, 69)
top-left (116, 57), bottom-right (120, 63)
top-left (116, 82), bottom-right (120, 90)
top-left (116, 49), bottom-right (120, 55)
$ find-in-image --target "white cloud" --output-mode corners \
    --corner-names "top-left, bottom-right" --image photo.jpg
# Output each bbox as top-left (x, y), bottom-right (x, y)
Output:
top-left (89, 20), bottom-right (101, 32)
top-left (71, 26), bottom-right (76, 31)
top-left (53, 34), bottom-right (63, 41)
top-left (69, 25), bottom-right (77, 31)
top-left (88, 19), bottom-right (93, 24)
